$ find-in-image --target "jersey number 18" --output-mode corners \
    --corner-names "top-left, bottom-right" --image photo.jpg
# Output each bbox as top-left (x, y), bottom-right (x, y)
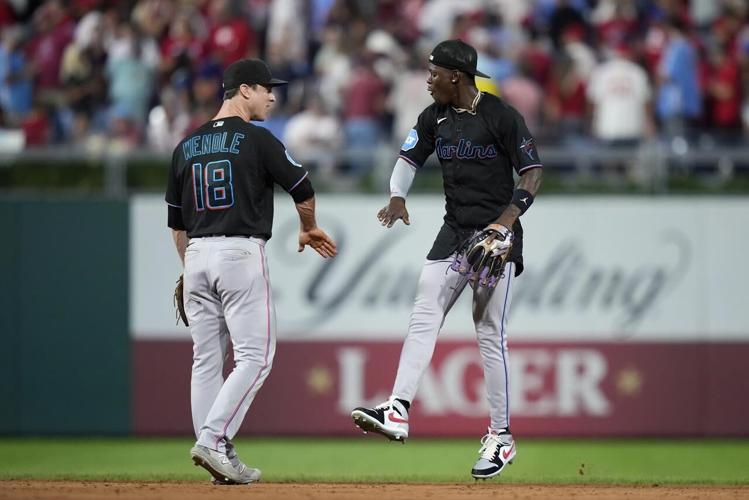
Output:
top-left (192, 160), bottom-right (234, 211)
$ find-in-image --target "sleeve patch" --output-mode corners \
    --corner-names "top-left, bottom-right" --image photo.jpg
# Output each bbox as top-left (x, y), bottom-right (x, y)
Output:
top-left (401, 129), bottom-right (419, 151)
top-left (519, 137), bottom-right (536, 161)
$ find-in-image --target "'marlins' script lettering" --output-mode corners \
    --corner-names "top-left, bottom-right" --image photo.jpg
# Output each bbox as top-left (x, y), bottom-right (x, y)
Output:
top-left (435, 138), bottom-right (498, 160)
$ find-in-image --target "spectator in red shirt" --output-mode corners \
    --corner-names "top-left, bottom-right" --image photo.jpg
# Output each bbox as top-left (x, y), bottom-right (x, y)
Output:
top-left (22, 101), bottom-right (51, 146)
top-left (27, 0), bottom-right (74, 97)
top-left (204, 0), bottom-right (258, 66)
top-left (343, 51), bottom-right (388, 173)
top-left (545, 54), bottom-right (587, 140)
top-left (344, 55), bottom-right (387, 123)
top-left (706, 42), bottom-right (742, 134)
top-left (522, 29), bottom-right (553, 88)
top-left (160, 11), bottom-right (206, 81)
top-left (0, 0), bottom-right (16, 30)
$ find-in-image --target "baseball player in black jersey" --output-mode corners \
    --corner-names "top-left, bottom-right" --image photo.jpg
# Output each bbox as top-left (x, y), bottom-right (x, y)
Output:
top-left (351, 40), bottom-right (543, 479)
top-left (166, 58), bottom-right (337, 485)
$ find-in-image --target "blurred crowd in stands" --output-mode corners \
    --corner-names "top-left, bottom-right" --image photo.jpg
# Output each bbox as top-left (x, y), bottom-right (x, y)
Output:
top-left (0, 0), bottom-right (748, 173)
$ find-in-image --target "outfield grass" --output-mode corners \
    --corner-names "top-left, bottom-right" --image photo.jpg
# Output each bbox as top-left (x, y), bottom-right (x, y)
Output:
top-left (0, 438), bottom-right (748, 484)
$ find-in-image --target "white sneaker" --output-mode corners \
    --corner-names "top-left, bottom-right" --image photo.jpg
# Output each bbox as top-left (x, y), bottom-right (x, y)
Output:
top-left (225, 440), bottom-right (262, 484)
top-left (471, 430), bottom-right (516, 479)
top-left (191, 445), bottom-right (260, 485)
top-left (351, 397), bottom-right (409, 441)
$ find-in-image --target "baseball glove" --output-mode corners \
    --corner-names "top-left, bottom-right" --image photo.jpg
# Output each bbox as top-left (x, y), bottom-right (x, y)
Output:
top-left (450, 227), bottom-right (514, 288)
top-left (174, 274), bottom-right (189, 326)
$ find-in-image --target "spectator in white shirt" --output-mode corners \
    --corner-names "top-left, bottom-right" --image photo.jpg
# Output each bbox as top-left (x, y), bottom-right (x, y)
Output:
top-left (587, 43), bottom-right (654, 145)
top-left (284, 93), bottom-right (343, 178)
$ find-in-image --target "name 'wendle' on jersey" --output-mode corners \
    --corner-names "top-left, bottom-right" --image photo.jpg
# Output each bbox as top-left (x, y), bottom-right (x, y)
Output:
top-left (182, 131), bottom-right (246, 161)
top-left (435, 137), bottom-right (498, 161)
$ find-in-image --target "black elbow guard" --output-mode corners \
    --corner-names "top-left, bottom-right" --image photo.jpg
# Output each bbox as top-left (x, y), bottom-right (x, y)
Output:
top-left (290, 177), bottom-right (314, 203)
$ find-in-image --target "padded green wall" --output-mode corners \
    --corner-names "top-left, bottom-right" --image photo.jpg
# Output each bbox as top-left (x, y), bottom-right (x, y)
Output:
top-left (0, 199), bottom-right (129, 434)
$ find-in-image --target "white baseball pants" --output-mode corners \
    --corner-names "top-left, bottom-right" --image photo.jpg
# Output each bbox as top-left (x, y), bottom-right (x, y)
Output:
top-left (184, 236), bottom-right (276, 453)
top-left (392, 257), bottom-right (515, 431)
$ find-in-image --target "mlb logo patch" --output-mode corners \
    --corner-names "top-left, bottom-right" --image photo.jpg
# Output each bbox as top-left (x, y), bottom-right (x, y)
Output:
top-left (402, 129), bottom-right (419, 151)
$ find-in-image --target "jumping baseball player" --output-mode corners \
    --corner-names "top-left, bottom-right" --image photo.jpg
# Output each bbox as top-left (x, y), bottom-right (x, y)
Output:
top-left (351, 40), bottom-right (543, 480)
top-left (166, 58), bottom-right (337, 485)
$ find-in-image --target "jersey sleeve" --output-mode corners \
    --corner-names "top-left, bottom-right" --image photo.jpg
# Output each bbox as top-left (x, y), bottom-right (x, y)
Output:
top-left (398, 105), bottom-right (438, 169)
top-left (258, 128), bottom-right (310, 194)
top-left (165, 147), bottom-right (182, 208)
top-left (499, 107), bottom-right (543, 175)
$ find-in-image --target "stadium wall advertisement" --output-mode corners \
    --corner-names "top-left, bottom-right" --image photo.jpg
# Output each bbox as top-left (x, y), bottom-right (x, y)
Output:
top-left (131, 195), bottom-right (749, 436)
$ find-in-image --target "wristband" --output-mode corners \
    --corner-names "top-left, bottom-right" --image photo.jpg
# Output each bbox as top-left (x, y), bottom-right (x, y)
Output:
top-left (511, 189), bottom-right (534, 215)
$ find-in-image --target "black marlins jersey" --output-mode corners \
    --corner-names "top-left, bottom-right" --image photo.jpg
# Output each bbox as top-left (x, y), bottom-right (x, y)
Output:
top-left (399, 92), bottom-right (543, 274)
top-left (166, 117), bottom-right (309, 240)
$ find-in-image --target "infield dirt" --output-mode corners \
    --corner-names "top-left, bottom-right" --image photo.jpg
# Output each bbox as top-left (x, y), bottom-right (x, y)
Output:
top-left (1, 481), bottom-right (749, 500)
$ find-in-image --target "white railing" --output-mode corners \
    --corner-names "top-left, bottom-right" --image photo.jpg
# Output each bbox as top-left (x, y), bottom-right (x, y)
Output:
top-left (1, 141), bottom-right (748, 197)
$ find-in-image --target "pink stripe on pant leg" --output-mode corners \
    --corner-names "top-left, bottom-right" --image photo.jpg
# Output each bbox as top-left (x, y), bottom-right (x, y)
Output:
top-left (216, 245), bottom-right (272, 449)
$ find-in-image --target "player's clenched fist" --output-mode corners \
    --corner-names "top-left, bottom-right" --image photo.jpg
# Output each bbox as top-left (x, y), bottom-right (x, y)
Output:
top-left (298, 227), bottom-right (337, 258)
top-left (378, 196), bottom-right (410, 228)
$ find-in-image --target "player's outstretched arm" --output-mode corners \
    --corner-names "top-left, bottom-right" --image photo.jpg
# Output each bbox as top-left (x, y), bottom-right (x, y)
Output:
top-left (378, 157), bottom-right (416, 228)
top-left (377, 196), bottom-right (410, 228)
top-left (295, 196), bottom-right (337, 258)
top-left (299, 227), bottom-right (337, 258)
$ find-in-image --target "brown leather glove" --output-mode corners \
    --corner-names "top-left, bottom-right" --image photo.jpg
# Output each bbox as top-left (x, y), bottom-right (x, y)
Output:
top-left (174, 274), bottom-right (189, 326)
top-left (450, 227), bottom-right (514, 288)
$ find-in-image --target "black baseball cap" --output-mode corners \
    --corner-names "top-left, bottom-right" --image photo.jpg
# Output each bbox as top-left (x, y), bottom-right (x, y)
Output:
top-left (223, 58), bottom-right (288, 89)
top-left (429, 39), bottom-right (489, 78)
